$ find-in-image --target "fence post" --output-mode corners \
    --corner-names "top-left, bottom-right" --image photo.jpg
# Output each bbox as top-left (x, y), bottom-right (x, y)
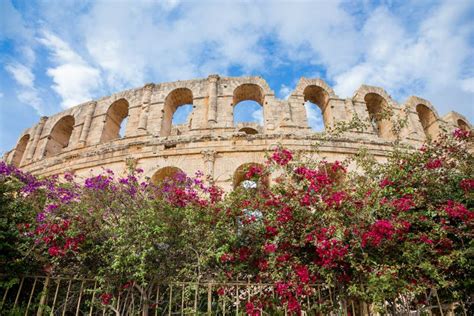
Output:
top-left (36, 276), bottom-right (50, 316)
top-left (62, 279), bottom-right (72, 316)
top-left (50, 278), bottom-right (61, 316)
top-left (89, 280), bottom-right (97, 316)
top-left (26, 277), bottom-right (38, 316)
top-left (168, 285), bottom-right (173, 316)
top-left (207, 283), bottom-right (212, 315)
top-left (1, 285), bottom-right (9, 308)
top-left (180, 284), bottom-right (184, 316)
top-left (434, 289), bottom-right (444, 316)
top-left (75, 280), bottom-right (84, 316)
top-left (235, 284), bottom-right (239, 315)
top-left (155, 284), bottom-right (160, 316)
top-left (194, 282), bottom-right (198, 313)
top-left (13, 277), bottom-right (24, 309)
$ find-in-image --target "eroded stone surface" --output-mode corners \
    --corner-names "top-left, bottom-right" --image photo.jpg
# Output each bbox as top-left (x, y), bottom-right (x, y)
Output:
top-left (4, 75), bottom-right (472, 191)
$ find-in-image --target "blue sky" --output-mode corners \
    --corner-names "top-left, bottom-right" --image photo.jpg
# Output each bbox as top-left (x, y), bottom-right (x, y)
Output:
top-left (1, 0), bottom-right (473, 155)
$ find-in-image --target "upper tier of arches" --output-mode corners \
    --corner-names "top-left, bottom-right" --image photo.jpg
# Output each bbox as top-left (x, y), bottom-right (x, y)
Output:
top-left (6, 75), bottom-right (472, 167)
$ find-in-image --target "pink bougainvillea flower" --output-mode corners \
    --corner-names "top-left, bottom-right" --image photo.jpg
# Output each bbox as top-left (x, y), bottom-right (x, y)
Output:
top-left (100, 293), bottom-right (113, 305)
top-left (264, 243), bottom-right (277, 254)
top-left (460, 179), bottom-right (474, 192)
top-left (425, 159), bottom-right (443, 170)
top-left (271, 147), bottom-right (293, 166)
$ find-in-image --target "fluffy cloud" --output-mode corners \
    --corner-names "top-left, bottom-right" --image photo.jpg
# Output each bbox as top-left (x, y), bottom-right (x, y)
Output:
top-left (1, 0), bottom-right (473, 155)
top-left (5, 62), bottom-right (42, 114)
top-left (333, 2), bottom-right (474, 117)
top-left (5, 62), bottom-right (34, 87)
top-left (38, 30), bottom-right (102, 108)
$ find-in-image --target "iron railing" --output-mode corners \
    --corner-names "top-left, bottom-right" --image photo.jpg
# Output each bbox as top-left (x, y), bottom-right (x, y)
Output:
top-left (0, 275), bottom-right (469, 315)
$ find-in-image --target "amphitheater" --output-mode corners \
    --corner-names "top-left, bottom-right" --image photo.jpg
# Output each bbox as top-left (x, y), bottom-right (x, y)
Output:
top-left (3, 75), bottom-right (472, 191)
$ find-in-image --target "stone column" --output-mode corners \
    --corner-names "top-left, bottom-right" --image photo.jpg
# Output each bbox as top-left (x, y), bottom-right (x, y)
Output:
top-left (201, 149), bottom-right (217, 179)
top-left (207, 75), bottom-right (219, 126)
top-left (138, 84), bottom-right (154, 131)
top-left (26, 116), bottom-right (47, 161)
top-left (79, 101), bottom-right (97, 146)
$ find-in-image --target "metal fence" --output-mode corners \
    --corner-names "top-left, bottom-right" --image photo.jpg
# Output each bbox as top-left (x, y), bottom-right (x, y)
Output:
top-left (0, 275), bottom-right (469, 315)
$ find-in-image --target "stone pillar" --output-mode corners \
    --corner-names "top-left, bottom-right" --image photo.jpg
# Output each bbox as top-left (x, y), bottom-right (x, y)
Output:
top-left (138, 84), bottom-right (154, 131)
top-left (26, 116), bottom-right (47, 161)
top-left (325, 98), bottom-right (348, 129)
top-left (201, 149), bottom-right (217, 179)
top-left (207, 75), bottom-right (219, 126)
top-left (79, 101), bottom-right (97, 146)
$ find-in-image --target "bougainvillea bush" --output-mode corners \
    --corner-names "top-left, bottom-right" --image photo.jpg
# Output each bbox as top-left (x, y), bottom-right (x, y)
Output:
top-left (0, 129), bottom-right (472, 314)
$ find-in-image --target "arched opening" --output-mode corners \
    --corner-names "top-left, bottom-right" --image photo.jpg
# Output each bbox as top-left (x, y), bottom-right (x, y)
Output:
top-left (45, 115), bottom-right (75, 157)
top-left (233, 84), bottom-right (264, 126)
top-left (161, 88), bottom-right (193, 137)
top-left (238, 127), bottom-right (258, 135)
top-left (416, 104), bottom-right (438, 139)
top-left (172, 104), bottom-right (193, 125)
top-left (12, 134), bottom-right (30, 167)
top-left (101, 99), bottom-right (129, 142)
top-left (303, 85), bottom-right (328, 132)
top-left (151, 166), bottom-right (185, 185)
top-left (457, 119), bottom-right (470, 131)
top-left (365, 93), bottom-right (393, 139)
top-left (233, 163), bottom-right (268, 189)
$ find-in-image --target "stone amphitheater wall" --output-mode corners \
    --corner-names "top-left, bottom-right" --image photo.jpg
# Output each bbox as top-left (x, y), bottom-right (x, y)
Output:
top-left (4, 75), bottom-right (472, 191)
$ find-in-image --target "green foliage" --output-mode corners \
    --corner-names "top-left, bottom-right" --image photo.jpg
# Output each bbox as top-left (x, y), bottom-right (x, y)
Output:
top-left (0, 128), bottom-right (472, 314)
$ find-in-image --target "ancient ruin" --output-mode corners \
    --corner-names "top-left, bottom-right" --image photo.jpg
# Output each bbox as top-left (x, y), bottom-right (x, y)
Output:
top-left (3, 75), bottom-right (472, 191)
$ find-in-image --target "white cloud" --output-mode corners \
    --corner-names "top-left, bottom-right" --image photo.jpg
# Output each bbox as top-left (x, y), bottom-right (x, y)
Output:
top-left (460, 78), bottom-right (474, 94)
top-left (5, 62), bottom-right (43, 114)
top-left (3, 0), bottom-right (474, 122)
top-left (5, 62), bottom-right (34, 87)
top-left (25, 0), bottom-right (472, 121)
top-left (278, 84), bottom-right (292, 100)
top-left (0, 0), bottom-right (32, 41)
top-left (38, 30), bottom-right (102, 108)
top-left (17, 90), bottom-right (42, 111)
top-left (77, 1), bottom-right (268, 89)
top-left (332, 2), bottom-right (474, 118)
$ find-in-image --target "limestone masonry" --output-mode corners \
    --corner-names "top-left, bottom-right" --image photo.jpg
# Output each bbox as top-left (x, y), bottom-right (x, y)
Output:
top-left (3, 75), bottom-right (472, 191)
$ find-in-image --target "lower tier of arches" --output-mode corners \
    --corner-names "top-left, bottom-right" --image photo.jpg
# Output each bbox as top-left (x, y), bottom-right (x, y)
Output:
top-left (16, 132), bottom-right (417, 192)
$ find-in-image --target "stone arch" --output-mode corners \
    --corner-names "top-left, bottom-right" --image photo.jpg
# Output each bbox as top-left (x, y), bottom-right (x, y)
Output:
top-left (239, 127), bottom-right (259, 135)
top-left (289, 78), bottom-right (337, 130)
top-left (233, 162), bottom-right (268, 189)
top-left (416, 104), bottom-right (438, 139)
top-left (160, 88), bottom-right (193, 137)
top-left (233, 84), bottom-right (265, 106)
top-left (11, 134), bottom-right (30, 167)
top-left (151, 166), bottom-right (185, 185)
top-left (303, 85), bottom-right (329, 110)
top-left (101, 98), bottom-right (129, 142)
top-left (293, 78), bottom-right (336, 98)
top-left (233, 84), bottom-right (264, 126)
top-left (353, 85), bottom-right (395, 105)
top-left (440, 111), bottom-right (471, 133)
top-left (457, 119), bottom-right (470, 131)
top-left (303, 85), bottom-right (330, 130)
top-left (364, 93), bottom-right (394, 140)
top-left (45, 115), bottom-right (75, 157)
